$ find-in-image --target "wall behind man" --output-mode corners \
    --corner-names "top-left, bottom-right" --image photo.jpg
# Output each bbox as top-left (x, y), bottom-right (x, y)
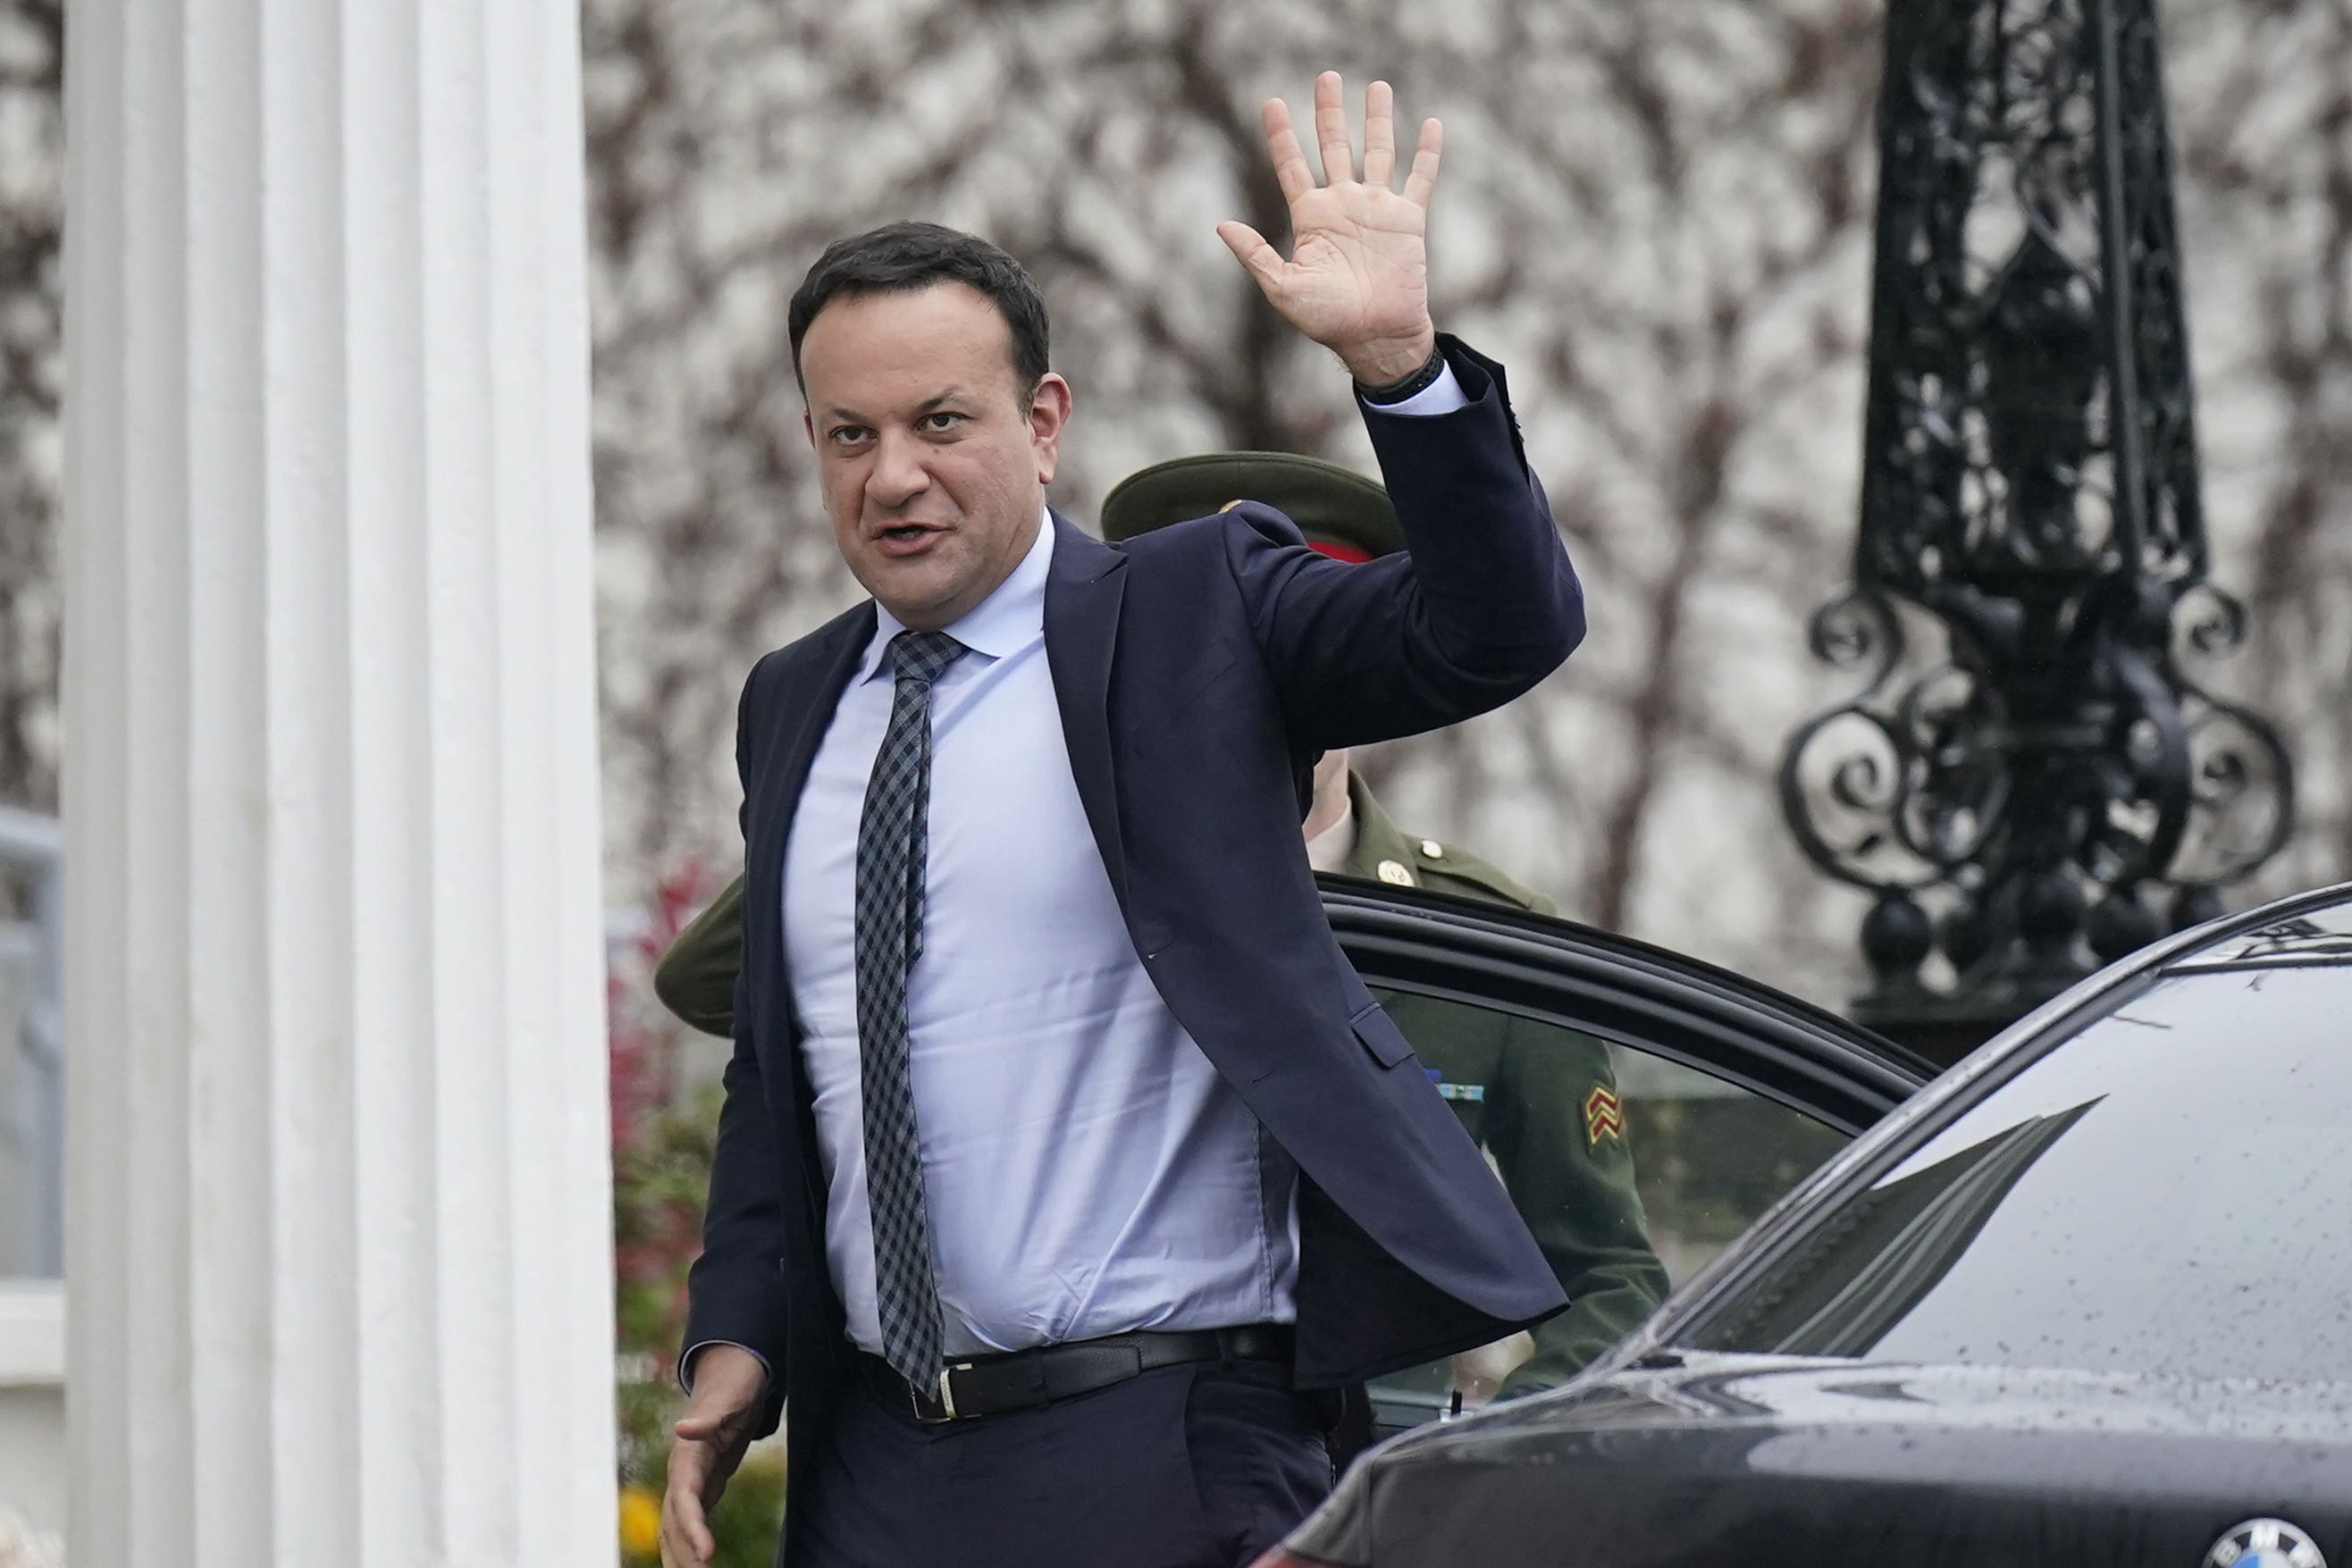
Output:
top-left (578, 0), bottom-right (2352, 1006)
top-left (0, 0), bottom-right (2340, 1013)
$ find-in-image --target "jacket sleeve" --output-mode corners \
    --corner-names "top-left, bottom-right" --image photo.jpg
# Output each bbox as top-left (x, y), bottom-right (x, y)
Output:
top-left (1221, 337), bottom-right (1586, 752)
top-left (677, 661), bottom-right (791, 1435)
top-left (653, 874), bottom-right (744, 1038)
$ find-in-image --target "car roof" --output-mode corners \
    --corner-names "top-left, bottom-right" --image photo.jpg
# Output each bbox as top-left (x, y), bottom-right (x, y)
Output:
top-left (1963, 879), bottom-right (2352, 1069)
top-left (2159, 883), bottom-right (2352, 974)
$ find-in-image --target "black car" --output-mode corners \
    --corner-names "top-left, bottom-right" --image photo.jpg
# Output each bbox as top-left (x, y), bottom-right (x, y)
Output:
top-left (1270, 881), bottom-right (2352, 1568)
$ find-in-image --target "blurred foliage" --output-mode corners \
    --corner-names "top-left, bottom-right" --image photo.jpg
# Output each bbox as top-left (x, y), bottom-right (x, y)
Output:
top-left (611, 865), bottom-right (786, 1565)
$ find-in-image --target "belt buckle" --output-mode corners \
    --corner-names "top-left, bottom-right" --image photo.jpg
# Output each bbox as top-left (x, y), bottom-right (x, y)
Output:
top-left (909, 1364), bottom-right (964, 1425)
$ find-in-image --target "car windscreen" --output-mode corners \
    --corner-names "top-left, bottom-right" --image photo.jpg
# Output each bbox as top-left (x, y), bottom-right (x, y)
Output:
top-left (1675, 963), bottom-right (2352, 1385)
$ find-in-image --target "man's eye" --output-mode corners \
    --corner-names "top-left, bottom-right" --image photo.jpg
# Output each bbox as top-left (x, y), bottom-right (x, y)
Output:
top-left (829, 426), bottom-right (871, 446)
top-left (921, 412), bottom-right (964, 432)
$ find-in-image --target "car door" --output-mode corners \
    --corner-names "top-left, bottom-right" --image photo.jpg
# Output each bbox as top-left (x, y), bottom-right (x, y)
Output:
top-left (1318, 878), bottom-right (1932, 1437)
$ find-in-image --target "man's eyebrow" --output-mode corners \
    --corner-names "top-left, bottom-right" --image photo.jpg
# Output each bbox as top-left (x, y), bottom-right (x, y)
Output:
top-left (819, 389), bottom-right (968, 423)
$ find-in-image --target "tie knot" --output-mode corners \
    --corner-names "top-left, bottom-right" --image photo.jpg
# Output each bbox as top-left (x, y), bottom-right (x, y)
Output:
top-left (888, 630), bottom-right (967, 688)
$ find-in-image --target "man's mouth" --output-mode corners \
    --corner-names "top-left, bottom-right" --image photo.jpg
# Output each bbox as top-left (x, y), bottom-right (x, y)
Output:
top-left (874, 522), bottom-right (945, 558)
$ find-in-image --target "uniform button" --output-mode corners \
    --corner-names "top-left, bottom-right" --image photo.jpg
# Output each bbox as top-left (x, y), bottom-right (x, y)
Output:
top-left (1420, 839), bottom-right (1444, 859)
top-left (1378, 860), bottom-right (1415, 885)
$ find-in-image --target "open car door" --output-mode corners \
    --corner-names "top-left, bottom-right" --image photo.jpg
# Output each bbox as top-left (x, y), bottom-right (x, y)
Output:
top-left (1318, 877), bottom-right (1932, 1438)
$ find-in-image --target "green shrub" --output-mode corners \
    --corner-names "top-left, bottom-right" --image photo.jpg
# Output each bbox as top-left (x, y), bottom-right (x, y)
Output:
top-left (612, 868), bottom-right (787, 1563)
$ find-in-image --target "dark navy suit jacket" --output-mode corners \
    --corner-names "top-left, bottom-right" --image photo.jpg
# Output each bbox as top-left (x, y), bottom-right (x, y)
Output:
top-left (684, 339), bottom-right (1585, 1519)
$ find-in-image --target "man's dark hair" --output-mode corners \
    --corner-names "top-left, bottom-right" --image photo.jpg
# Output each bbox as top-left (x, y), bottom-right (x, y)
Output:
top-left (787, 222), bottom-right (1051, 397)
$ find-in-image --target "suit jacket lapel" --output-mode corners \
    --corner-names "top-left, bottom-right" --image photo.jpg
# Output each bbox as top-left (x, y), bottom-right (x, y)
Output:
top-left (744, 601), bottom-right (877, 1022)
top-left (1044, 511), bottom-right (1130, 909)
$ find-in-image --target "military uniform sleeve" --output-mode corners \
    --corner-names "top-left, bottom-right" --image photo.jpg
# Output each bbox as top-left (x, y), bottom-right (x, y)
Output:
top-left (1483, 1015), bottom-right (1671, 1395)
top-left (652, 874), bottom-right (746, 1038)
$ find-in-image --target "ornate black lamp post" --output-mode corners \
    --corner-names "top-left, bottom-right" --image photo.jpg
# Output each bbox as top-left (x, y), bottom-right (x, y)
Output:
top-left (1781, 0), bottom-right (2293, 1064)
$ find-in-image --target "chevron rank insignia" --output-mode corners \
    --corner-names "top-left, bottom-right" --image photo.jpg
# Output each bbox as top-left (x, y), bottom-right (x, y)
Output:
top-left (1583, 1086), bottom-right (1625, 1146)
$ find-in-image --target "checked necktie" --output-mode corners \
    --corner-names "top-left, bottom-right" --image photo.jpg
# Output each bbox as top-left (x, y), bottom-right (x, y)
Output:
top-left (854, 628), bottom-right (968, 1390)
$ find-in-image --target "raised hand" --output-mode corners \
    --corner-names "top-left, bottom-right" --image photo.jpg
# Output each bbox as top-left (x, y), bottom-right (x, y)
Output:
top-left (1218, 72), bottom-right (1442, 387)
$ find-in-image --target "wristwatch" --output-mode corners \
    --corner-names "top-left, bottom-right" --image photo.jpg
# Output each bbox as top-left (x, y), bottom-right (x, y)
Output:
top-left (1357, 343), bottom-right (1447, 406)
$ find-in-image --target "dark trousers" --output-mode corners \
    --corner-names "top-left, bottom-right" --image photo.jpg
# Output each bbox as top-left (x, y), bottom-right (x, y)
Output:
top-left (789, 1357), bottom-right (1332, 1568)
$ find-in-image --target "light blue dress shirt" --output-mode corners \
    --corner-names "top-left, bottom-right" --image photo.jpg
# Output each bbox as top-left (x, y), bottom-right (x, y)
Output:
top-left (785, 514), bottom-right (1299, 1357)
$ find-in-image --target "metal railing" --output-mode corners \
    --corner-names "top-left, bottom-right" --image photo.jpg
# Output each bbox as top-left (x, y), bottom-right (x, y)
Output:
top-left (0, 809), bottom-right (61, 1279)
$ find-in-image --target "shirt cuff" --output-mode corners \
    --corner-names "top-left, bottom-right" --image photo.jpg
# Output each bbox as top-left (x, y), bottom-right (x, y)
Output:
top-left (1363, 360), bottom-right (1469, 418)
top-left (680, 1338), bottom-right (772, 1394)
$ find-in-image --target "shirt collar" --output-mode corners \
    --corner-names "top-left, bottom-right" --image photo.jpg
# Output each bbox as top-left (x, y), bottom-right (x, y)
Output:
top-left (1304, 796), bottom-right (1358, 874)
top-left (860, 507), bottom-right (1054, 682)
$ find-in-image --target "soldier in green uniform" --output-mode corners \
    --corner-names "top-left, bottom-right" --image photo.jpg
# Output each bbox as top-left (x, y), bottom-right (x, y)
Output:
top-left (653, 452), bottom-right (1667, 1410)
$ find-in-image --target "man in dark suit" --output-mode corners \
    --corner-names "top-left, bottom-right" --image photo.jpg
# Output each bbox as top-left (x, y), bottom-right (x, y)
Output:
top-left (660, 73), bottom-right (1587, 1568)
top-left (656, 450), bottom-right (1668, 1419)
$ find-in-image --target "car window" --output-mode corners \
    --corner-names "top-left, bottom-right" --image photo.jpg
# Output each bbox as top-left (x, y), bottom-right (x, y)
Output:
top-left (1676, 964), bottom-right (2352, 1385)
top-left (1363, 987), bottom-right (1850, 1430)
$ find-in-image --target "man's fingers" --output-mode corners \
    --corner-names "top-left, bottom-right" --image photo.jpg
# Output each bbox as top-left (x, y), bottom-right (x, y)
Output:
top-left (1313, 70), bottom-right (1353, 185)
top-left (1401, 116), bottom-right (1444, 208)
top-left (1260, 98), bottom-right (1315, 205)
top-left (659, 1504), bottom-right (716, 1567)
top-left (1217, 222), bottom-right (1285, 290)
top-left (667, 1436), bottom-right (724, 1506)
top-left (665, 1379), bottom-right (756, 1568)
top-left (669, 1432), bottom-right (713, 1483)
top-left (661, 1484), bottom-right (715, 1568)
top-left (668, 1422), bottom-right (744, 1511)
top-left (1362, 80), bottom-right (1398, 188)
top-left (662, 1437), bottom-right (726, 1567)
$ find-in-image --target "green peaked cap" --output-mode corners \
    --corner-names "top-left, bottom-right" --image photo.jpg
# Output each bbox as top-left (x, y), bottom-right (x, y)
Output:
top-left (1099, 450), bottom-right (1404, 560)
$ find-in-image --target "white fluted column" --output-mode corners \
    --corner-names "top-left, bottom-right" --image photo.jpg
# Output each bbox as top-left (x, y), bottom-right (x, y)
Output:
top-left (61, 4), bottom-right (614, 1563)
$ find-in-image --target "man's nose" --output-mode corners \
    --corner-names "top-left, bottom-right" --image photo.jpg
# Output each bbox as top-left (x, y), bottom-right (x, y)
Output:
top-left (866, 431), bottom-right (930, 509)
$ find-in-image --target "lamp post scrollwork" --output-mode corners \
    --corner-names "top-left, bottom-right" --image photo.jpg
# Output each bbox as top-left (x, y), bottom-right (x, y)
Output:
top-left (1780, 0), bottom-right (2292, 1059)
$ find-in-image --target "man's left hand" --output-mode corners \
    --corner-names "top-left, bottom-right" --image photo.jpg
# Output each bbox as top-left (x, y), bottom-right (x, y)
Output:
top-left (1219, 71), bottom-right (1443, 387)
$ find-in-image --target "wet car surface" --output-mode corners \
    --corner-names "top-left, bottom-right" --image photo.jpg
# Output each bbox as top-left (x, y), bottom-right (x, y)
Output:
top-left (1273, 882), bottom-right (2352, 1568)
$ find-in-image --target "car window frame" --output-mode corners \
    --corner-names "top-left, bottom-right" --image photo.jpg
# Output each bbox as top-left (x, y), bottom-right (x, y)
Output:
top-left (1319, 876), bottom-right (1931, 1136)
top-left (1321, 875), bottom-right (1931, 1433)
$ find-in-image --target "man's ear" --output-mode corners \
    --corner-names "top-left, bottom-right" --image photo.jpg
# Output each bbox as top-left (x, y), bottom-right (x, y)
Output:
top-left (1029, 373), bottom-right (1073, 485)
top-left (802, 410), bottom-right (817, 449)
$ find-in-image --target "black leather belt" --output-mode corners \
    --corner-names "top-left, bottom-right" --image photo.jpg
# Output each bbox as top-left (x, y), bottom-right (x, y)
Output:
top-left (861, 1323), bottom-right (1295, 1425)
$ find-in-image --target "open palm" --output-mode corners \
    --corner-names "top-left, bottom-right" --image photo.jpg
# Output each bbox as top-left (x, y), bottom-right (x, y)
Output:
top-left (1219, 73), bottom-right (1443, 386)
